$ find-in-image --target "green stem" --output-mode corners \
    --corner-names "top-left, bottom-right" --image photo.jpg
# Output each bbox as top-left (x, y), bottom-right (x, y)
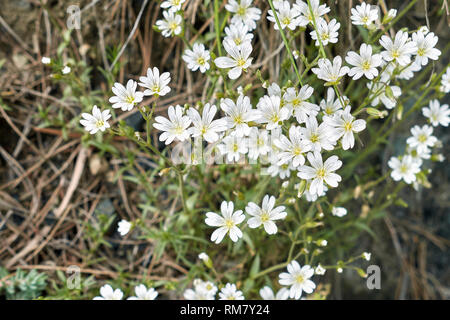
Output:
top-left (267, 0), bottom-right (303, 86)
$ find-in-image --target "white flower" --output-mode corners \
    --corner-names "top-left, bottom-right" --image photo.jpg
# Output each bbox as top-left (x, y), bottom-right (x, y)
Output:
top-left (275, 125), bottom-right (312, 167)
top-left (298, 152), bottom-right (342, 196)
top-left (198, 252), bottom-right (209, 262)
top-left (301, 181), bottom-right (327, 201)
top-left (324, 106), bottom-right (366, 150)
top-left (315, 264), bottom-right (326, 275)
top-left (259, 286), bottom-right (289, 300)
top-left (294, 0), bottom-right (330, 27)
top-left (221, 94), bottom-right (258, 137)
top-left (367, 81), bottom-right (401, 109)
top-left (219, 283), bottom-right (244, 300)
top-left (422, 100), bottom-right (450, 127)
top-left (319, 239), bottom-right (327, 246)
top-left (109, 80), bottom-right (144, 111)
top-left (255, 95), bottom-right (289, 130)
top-left (380, 31), bottom-right (417, 66)
top-left (267, 1), bottom-right (300, 31)
top-left (225, 0), bottom-right (261, 31)
top-left (217, 134), bottom-right (248, 162)
top-left (386, 9), bottom-right (397, 21)
top-left (182, 43), bottom-right (211, 73)
top-left (362, 252), bottom-right (371, 261)
top-left (62, 66), bottom-right (71, 74)
top-left (187, 104), bottom-right (227, 143)
top-left (312, 56), bottom-right (349, 84)
top-left (267, 82), bottom-right (282, 97)
top-left (41, 57), bottom-right (51, 64)
top-left (394, 61), bottom-right (422, 80)
top-left (440, 67), bottom-right (450, 93)
top-left (267, 162), bottom-right (295, 179)
top-left (407, 145), bottom-right (430, 166)
top-left (246, 194), bottom-right (287, 235)
top-left (310, 18), bottom-right (340, 46)
top-left (156, 10), bottom-right (182, 37)
top-left (160, 0), bottom-right (186, 13)
top-left (320, 87), bottom-right (344, 116)
top-left (332, 207), bottom-right (347, 217)
top-left (127, 285), bottom-right (158, 300)
top-left (406, 125), bottom-right (437, 153)
top-left (301, 116), bottom-right (336, 152)
top-left (283, 85), bottom-right (320, 123)
top-left (205, 201), bottom-right (245, 243)
top-left (350, 2), bottom-right (378, 27)
top-left (93, 284), bottom-right (123, 300)
top-left (412, 31), bottom-right (441, 66)
top-left (247, 128), bottom-right (271, 160)
top-left (224, 22), bottom-right (254, 46)
top-left (337, 268), bottom-right (343, 273)
top-left (117, 219), bottom-right (131, 236)
top-left (388, 155), bottom-right (421, 184)
top-left (215, 40), bottom-right (253, 80)
top-left (184, 279), bottom-right (216, 300)
top-left (346, 43), bottom-right (383, 80)
top-left (278, 261), bottom-right (315, 300)
top-left (139, 67), bottom-right (171, 96)
top-left (196, 280), bottom-right (218, 297)
top-left (80, 105), bottom-right (111, 134)
top-left (153, 105), bottom-right (192, 145)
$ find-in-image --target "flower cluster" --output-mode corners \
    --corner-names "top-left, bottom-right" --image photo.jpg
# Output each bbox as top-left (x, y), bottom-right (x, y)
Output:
top-left (94, 284), bottom-right (158, 300)
top-left (205, 195), bottom-right (287, 244)
top-left (66, 0), bottom-right (449, 301)
top-left (388, 99), bottom-right (447, 187)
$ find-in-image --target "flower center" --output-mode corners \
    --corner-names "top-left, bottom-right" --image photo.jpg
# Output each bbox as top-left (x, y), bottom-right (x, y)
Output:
top-left (418, 134), bottom-right (427, 143)
top-left (232, 143), bottom-right (239, 153)
top-left (325, 107), bottom-right (333, 115)
top-left (316, 168), bottom-right (326, 178)
top-left (293, 146), bottom-right (302, 155)
top-left (321, 32), bottom-right (329, 40)
top-left (169, 22), bottom-right (178, 32)
top-left (225, 219), bottom-right (235, 229)
top-left (197, 56), bottom-right (206, 66)
top-left (174, 125), bottom-right (184, 135)
top-left (282, 17), bottom-right (291, 26)
top-left (392, 50), bottom-right (400, 58)
top-left (295, 274), bottom-right (305, 284)
top-left (152, 84), bottom-right (161, 93)
top-left (400, 165), bottom-right (408, 174)
top-left (237, 58), bottom-right (247, 67)
top-left (417, 48), bottom-right (426, 57)
top-left (291, 98), bottom-right (301, 107)
top-left (344, 121), bottom-right (353, 131)
top-left (234, 115), bottom-right (243, 124)
top-left (126, 96), bottom-right (135, 104)
top-left (237, 6), bottom-right (246, 16)
top-left (362, 16), bottom-right (369, 24)
top-left (95, 120), bottom-right (105, 128)
top-left (270, 114), bottom-right (280, 123)
top-left (362, 61), bottom-right (371, 71)
top-left (310, 134), bottom-right (319, 143)
top-left (261, 212), bottom-right (270, 222)
top-left (234, 38), bottom-right (242, 45)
